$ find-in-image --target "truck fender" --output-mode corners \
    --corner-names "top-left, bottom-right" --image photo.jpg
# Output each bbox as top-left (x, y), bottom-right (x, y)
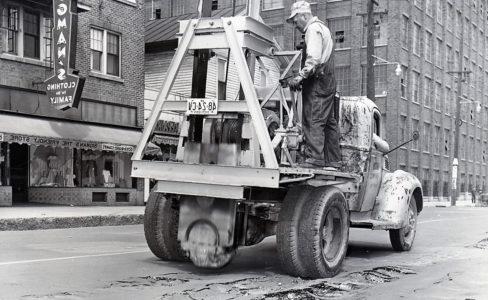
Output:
top-left (371, 170), bottom-right (423, 229)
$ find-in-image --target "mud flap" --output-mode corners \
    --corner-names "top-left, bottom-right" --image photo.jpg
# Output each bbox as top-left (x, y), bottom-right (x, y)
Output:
top-left (178, 196), bottom-right (237, 268)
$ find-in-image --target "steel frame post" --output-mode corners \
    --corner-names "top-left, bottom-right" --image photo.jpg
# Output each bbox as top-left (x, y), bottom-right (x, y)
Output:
top-left (222, 18), bottom-right (278, 168)
top-left (132, 19), bottom-right (198, 161)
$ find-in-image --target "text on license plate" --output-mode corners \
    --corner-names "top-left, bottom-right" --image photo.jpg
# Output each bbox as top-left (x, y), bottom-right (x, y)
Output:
top-left (186, 98), bottom-right (218, 115)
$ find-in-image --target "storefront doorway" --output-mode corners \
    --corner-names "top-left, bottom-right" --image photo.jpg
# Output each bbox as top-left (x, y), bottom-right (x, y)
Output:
top-left (10, 144), bottom-right (29, 203)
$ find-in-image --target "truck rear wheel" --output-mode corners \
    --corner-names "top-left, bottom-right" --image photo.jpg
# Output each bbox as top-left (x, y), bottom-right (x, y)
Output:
top-left (277, 185), bottom-right (314, 277)
top-left (298, 187), bottom-right (349, 278)
top-left (389, 196), bottom-right (417, 251)
top-left (144, 192), bottom-right (189, 261)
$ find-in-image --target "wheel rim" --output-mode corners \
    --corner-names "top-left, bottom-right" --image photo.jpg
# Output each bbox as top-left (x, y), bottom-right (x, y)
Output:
top-left (320, 206), bottom-right (344, 263)
top-left (403, 200), bottom-right (417, 245)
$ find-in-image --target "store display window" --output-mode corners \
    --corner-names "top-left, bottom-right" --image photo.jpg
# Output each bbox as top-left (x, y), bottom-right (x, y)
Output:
top-left (30, 145), bottom-right (75, 187)
top-left (78, 150), bottom-right (132, 188)
top-left (0, 143), bottom-right (7, 186)
top-left (29, 146), bottom-right (132, 188)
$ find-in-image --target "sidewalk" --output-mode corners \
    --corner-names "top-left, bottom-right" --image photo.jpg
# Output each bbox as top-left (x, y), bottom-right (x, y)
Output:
top-left (0, 204), bottom-right (145, 231)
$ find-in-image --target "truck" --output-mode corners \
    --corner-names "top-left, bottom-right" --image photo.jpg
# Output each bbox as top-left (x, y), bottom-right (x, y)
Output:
top-left (132, 13), bottom-right (423, 279)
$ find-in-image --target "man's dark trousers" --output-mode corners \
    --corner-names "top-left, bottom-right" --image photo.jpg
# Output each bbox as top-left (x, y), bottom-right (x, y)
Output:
top-left (301, 73), bottom-right (341, 167)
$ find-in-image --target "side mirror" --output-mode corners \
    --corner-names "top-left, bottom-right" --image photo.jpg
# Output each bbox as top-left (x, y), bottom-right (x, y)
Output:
top-left (412, 131), bottom-right (420, 141)
top-left (384, 130), bottom-right (420, 156)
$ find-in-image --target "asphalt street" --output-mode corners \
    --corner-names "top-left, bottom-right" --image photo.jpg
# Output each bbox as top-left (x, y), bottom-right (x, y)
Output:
top-left (0, 206), bottom-right (487, 299)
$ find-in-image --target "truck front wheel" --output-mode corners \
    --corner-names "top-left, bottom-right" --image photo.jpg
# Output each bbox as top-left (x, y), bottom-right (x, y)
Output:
top-left (298, 187), bottom-right (349, 278)
top-left (389, 196), bottom-right (418, 251)
top-left (144, 192), bottom-right (189, 261)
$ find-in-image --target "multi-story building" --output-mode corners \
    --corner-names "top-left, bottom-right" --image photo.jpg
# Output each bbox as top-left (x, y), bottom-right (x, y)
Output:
top-left (0, 0), bottom-right (145, 206)
top-left (262, 0), bottom-right (488, 203)
top-left (144, 0), bottom-right (488, 202)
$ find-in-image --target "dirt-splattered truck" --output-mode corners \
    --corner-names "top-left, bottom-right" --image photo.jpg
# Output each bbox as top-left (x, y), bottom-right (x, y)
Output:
top-left (132, 15), bottom-right (423, 279)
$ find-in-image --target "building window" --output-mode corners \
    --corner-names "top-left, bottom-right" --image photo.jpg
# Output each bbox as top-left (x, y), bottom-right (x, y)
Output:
top-left (413, 23), bottom-right (421, 56)
top-left (412, 119), bottom-right (420, 150)
top-left (447, 3), bottom-right (454, 31)
top-left (401, 15), bottom-right (409, 49)
top-left (2, 6), bottom-right (51, 61)
top-left (455, 11), bottom-right (461, 37)
top-left (335, 66), bottom-right (350, 96)
top-left (423, 122), bottom-right (431, 152)
top-left (426, 0), bottom-right (433, 16)
top-left (270, 24), bottom-right (284, 48)
top-left (412, 71), bottom-right (420, 103)
top-left (171, 0), bottom-right (185, 16)
top-left (444, 128), bottom-right (450, 156)
top-left (6, 7), bottom-right (19, 54)
top-left (424, 77), bottom-right (433, 107)
top-left (435, 81), bottom-right (442, 111)
top-left (329, 18), bottom-right (350, 49)
top-left (43, 17), bottom-right (52, 63)
top-left (436, 0), bottom-right (443, 24)
top-left (400, 67), bottom-right (408, 99)
top-left (425, 31), bottom-right (433, 62)
top-left (90, 28), bottom-right (121, 77)
top-left (361, 65), bottom-right (387, 96)
top-left (414, 0), bottom-right (423, 9)
top-left (212, 0), bottom-right (219, 10)
top-left (400, 115), bottom-right (408, 142)
top-left (262, 0), bottom-right (284, 10)
top-left (435, 38), bottom-right (443, 67)
top-left (444, 86), bottom-right (451, 115)
top-left (23, 10), bottom-right (40, 59)
top-left (446, 44), bottom-right (453, 70)
top-left (434, 126), bottom-right (441, 154)
top-left (362, 15), bottom-right (388, 46)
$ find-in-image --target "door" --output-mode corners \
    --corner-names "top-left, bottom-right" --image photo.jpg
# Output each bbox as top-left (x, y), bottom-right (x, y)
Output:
top-left (10, 144), bottom-right (29, 203)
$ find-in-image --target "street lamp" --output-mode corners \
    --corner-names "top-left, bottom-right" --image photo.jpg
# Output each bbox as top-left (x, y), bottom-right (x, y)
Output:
top-left (459, 99), bottom-right (482, 114)
top-left (372, 55), bottom-right (402, 76)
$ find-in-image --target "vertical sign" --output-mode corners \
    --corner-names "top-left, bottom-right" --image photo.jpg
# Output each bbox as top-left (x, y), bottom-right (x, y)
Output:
top-left (44, 0), bottom-right (85, 110)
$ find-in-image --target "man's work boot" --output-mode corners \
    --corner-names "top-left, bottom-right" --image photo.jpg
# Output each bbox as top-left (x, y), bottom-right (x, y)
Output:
top-left (298, 159), bottom-right (325, 169)
top-left (323, 166), bottom-right (338, 171)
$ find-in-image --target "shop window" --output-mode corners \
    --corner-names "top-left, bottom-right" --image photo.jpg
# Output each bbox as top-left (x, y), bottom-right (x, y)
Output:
top-left (80, 150), bottom-right (131, 188)
top-left (90, 28), bottom-right (121, 77)
top-left (0, 144), bottom-right (7, 186)
top-left (92, 192), bottom-right (107, 202)
top-left (30, 146), bottom-right (75, 187)
top-left (116, 193), bottom-right (130, 202)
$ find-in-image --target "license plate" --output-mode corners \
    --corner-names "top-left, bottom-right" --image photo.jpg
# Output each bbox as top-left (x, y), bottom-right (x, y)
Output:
top-left (186, 98), bottom-right (218, 115)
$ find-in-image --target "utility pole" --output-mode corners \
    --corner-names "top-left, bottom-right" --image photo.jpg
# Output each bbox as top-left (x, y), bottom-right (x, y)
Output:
top-left (448, 8), bottom-right (468, 207)
top-left (366, 0), bottom-right (378, 101)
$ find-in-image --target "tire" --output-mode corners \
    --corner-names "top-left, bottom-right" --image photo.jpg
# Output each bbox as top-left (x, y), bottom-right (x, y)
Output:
top-left (276, 185), bottom-right (314, 277)
top-left (389, 196), bottom-right (418, 251)
top-left (144, 192), bottom-right (189, 261)
top-left (298, 187), bottom-right (349, 278)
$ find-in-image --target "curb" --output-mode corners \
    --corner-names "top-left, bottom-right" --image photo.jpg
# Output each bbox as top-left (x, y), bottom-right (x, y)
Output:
top-left (0, 214), bottom-right (144, 231)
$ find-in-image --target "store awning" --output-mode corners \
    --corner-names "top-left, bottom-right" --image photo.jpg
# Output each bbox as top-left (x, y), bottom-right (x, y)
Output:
top-left (0, 114), bottom-right (142, 153)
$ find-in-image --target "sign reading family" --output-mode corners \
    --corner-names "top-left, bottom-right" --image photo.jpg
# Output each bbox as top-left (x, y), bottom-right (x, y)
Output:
top-left (44, 0), bottom-right (85, 110)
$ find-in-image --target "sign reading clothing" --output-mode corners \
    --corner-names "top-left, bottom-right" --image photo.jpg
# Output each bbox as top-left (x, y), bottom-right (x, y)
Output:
top-left (44, 0), bottom-right (85, 110)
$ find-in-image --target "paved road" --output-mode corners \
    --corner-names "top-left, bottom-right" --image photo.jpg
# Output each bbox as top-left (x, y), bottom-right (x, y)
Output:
top-left (0, 207), bottom-right (487, 299)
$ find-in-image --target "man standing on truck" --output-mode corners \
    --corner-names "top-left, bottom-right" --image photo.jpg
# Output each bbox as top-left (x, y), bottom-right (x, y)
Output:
top-left (286, 0), bottom-right (341, 170)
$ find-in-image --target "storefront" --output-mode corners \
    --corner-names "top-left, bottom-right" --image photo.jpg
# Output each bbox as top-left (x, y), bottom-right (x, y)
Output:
top-left (0, 113), bottom-right (144, 206)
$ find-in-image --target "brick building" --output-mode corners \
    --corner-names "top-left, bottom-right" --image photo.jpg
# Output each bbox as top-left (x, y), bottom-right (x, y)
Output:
top-left (257, 0), bottom-right (488, 202)
top-left (0, 0), bottom-right (145, 206)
